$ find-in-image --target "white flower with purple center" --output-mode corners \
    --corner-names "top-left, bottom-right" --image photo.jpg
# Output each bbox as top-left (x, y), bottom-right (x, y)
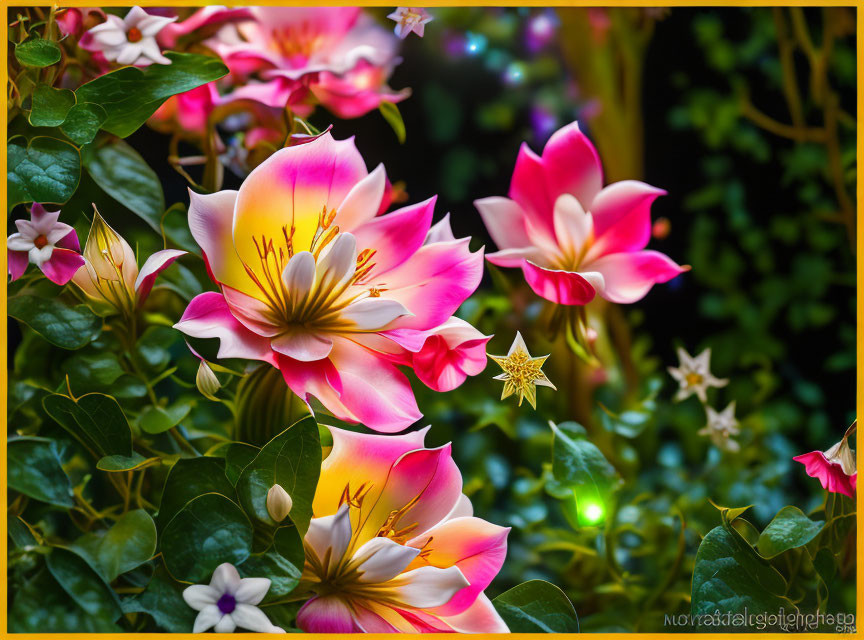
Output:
top-left (182, 563), bottom-right (285, 633)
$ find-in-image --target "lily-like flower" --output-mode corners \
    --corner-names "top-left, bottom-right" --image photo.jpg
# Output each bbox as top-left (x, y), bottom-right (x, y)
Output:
top-left (387, 7), bottom-right (434, 39)
top-left (174, 132), bottom-right (486, 433)
top-left (296, 426), bottom-right (509, 633)
top-left (698, 402), bottom-right (740, 453)
top-left (794, 429), bottom-right (857, 498)
top-left (182, 563), bottom-right (284, 633)
top-left (7, 204), bottom-right (84, 285)
top-left (83, 6), bottom-right (177, 66)
top-left (205, 7), bottom-right (409, 118)
top-left (667, 346), bottom-right (728, 403)
top-left (476, 121), bottom-right (687, 305)
top-left (72, 208), bottom-right (185, 317)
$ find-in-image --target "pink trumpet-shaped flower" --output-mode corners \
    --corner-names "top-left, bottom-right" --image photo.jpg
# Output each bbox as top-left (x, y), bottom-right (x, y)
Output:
top-left (794, 436), bottom-right (857, 499)
top-left (476, 121), bottom-right (687, 305)
top-left (297, 426), bottom-right (509, 633)
top-left (7, 204), bottom-right (84, 285)
top-left (174, 132), bottom-right (486, 433)
top-left (205, 7), bottom-right (409, 118)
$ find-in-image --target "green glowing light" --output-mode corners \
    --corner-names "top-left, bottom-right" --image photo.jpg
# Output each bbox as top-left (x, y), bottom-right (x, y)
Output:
top-left (582, 502), bottom-right (604, 524)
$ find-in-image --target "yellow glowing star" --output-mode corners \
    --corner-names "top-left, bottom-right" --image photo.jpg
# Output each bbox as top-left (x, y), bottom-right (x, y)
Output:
top-left (488, 332), bottom-right (556, 409)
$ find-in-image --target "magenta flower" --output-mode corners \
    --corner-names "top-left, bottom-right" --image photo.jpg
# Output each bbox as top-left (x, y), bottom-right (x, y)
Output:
top-left (794, 436), bottom-right (857, 498)
top-left (297, 426), bottom-right (509, 633)
top-left (205, 7), bottom-right (409, 119)
top-left (174, 132), bottom-right (486, 433)
top-left (387, 7), bottom-right (434, 39)
top-left (7, 204), bottom-right (84, 286)
top-left (476, 121), bottom-right (687, 305)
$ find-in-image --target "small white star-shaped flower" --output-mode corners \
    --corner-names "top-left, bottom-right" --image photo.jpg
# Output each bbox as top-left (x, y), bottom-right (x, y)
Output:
top-left (488, 332), bottom-right (556, 409)
top-left (182, 563), bottom-right (284, 633)
top-left (667, 346), bottom-right (728, 403)
top-left (698, 402), bottom-right (740, 452)
top-left (387, 7), bottom-right (434, 39)
top-left (85, 6), bottom-right (176, 66)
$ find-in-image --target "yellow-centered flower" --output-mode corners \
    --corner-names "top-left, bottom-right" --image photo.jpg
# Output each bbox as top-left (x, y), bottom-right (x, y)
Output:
top-left (487, 332), bottom-right (556, 409)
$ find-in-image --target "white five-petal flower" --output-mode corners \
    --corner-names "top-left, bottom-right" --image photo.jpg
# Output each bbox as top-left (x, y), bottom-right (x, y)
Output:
top-left (7, 207), bottom-right (75, 267)
top-left (85, 6), bottom-right (177, 66)
top-left (182, 563), bottom-right (285, 633)
top-left (387, 7), bottom-right (434, 39)
top-left (667, 346), bottom-right (728, 403)
top-left (698, 401), bottom-right (740, 452)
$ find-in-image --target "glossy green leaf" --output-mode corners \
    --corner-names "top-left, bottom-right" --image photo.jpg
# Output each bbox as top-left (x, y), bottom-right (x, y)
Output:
top-left (492, 579), bottom-right (580, 633)
top-left (75, 52), bottom-right (229, 138)
top-left (61, 103), bottom-right (108, 145)
top-left (7, 136), bottom-right (81, 209)
top-left (379, 101), bottom-right (406, 143)
top-left (8, 295), bottom-right (101, 350)
top-left (223, 442), bottom-right (260, 486)
top-left (42, 392), bottom-right (132, 458)
top-left (757, 506), bottom-right (825, 558)
top-left (63, 352), bottom-right (125, 389)
top-left (8, 436), bottom-right (74, 507)
top-left (29, 84), bottom-right (76, 126)
top-left (46, 547), bottom-right (122, 620)
top-left (139, 402), bottom-right (192, 435)
top-left (72, 510), bottom-right (157, 582)
top-left (236, 414), bottom-right (321, 534)
top-left (238, 538), bottom-right (303, 599)
top-left (156, 457), bottom-right (236, 529)
top-left (122, 565), bottom-right (195, 632)
top-left (82, 137), bottom-right (165, 231)
top-left (9, 516), bottom-right (39, 548)
top-left (96, 452), bottom-right (154, 472)
top-left (15, 38), bottom-right (62, 67)
top-left (691, 526), bottom-right (795, 626)
top-left (161, 493), bottom-right (253, 583)
top-left (550, 421), bottom-right (618, 498)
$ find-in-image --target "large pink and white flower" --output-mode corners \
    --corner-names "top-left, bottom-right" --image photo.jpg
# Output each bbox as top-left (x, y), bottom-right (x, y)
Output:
top-left (794, 435), bottom-right (857, 499)
top-left (476, 121), bottom-right (687, 305)
top-left (7, 204), bottom-right (84, 286)
top-left (174, 132), bottom-right (487, 433)
top-left (205, 7), bottom-right (409, 118)
top-left (297, 426), bottom-right (509, 633)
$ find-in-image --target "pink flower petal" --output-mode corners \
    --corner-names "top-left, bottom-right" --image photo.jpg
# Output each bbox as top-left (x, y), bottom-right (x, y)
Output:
top-left (186, 189), bottom-right (247, 290)
top-left (521, 260), bottom-right (598, 305)
top-left (174, 292), bottom-right (277, 364)
top-left (352, 604), bottom-right (402, 632)
top-left (588, 180), bottom-right (666, 258)
top-left (437, 593), bottom-right (510, 633)
top-left (585, 250), bottom-right (686, 304)
top-left (486, 246), bottom-right (543, 268)
top-left (134, 249), bottom-right (185, 305)
top-left (40, 247), bottom-right (86, 286)
top-left (221, 286), bottom-right (283, 338)
top-left (55, 228), bottom-right (81, 252)
top-left (793, 451), bottom-right (856, 498)
top-left (335, 163), bottom-right (387, 231)
top-left (410, 318), bottom-right (490, 392)
top-left (297, 596), bottom-right (359, 633)
top-left (540, 120), bottom-right (604, 209)
top-left (352, 196), bottom-right (435, 276)
top-left (509, 143), bottom-right (555, 240)
top-left (474, 196), bottom-right (531, 251)
top-left (8, 251), bottom-right (29, 281)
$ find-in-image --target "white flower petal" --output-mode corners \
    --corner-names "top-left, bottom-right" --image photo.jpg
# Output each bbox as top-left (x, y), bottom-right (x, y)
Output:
top-left (28, 245), bottom-right (54, 266)
top-left (271, 330), bottom-right (333, 362)
top-left (45, 223), bottom-right (73, 245)
top-left (192, 604), bottom-right (223, 633)
top-left (352, 536), bottom-right (421, 584)
top-left (138, 14), bottom-right (178, 37)
top-left (214, 614), bottom-right (237, 633)
top-left (209, 563), bottom-right (242, 595)
top-left (336, 163), bottom-right (386, 229)
top-left (316, 233), bottom-right (357, 292)
top-left (553, 193), bottom-right (593, 258)
top-left (182, 584), bottom-right (219, 611)
top-left (230, 603), bottom-right (279, 633)
top-left (7, 234), bottom-right (35, 252)
top-left (116, 42), bottom-right (144, 66)
top-left (282, 251), bottom-right (316, 303)
top-left (340, 298), bottom-right (411, 330)
top-left (305, 504), bottom-right (352, 574)
top-left (383, 565), bottom-right (469, 608)
top-left (426, 212), bottom-right (456, 244)
top-left (123, 6), bottom-right (149, 27)
top-left (234, 577), bottom-right (271, 606)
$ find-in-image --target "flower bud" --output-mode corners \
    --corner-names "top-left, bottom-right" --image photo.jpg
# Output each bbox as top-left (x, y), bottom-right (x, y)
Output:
top-left (266, 484), bottom-right (293, 522)
top-left (196, 360), bottom-right (221, 400)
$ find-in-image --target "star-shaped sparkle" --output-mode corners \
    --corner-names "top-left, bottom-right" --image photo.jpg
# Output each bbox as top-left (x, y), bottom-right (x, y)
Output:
top-left (488, 332), bottom-right (556, 409)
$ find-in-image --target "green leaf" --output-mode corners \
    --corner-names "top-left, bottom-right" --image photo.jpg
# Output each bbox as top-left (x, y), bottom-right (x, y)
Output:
top-left (122, 565), bottom-right (196, 632)
top-left (97, 452), bottom-right (154, 472)
top-left (492, 580), bottom-right (580, 633)
top-left (691, 526), bottom-right (795, 626)
top-left (223, 442), bottom-right (260, 486)
top-left (161, 493), bottom-right (253, 583)
top-left (75, 52), bottom-right (229, 138)
top-left (43, 392), bottom-right (132, 458)
top-left (238, 539), bottom-right (302, 599)
top-left (82, 137), bottom-right (165, 231)
top-left (550, 421), bottom-right (618, 499)
top-left (9, 516), bottom-right (39, 548)
top-left (63, 352), bottom-right (125, 389)
top-left (139, 402), bottom-right (192, 435)
top-left (72, 510), bottom-right (157, 582)
top-left (29, 84), bottom-right (76, 126)
top-left (8, 436), bottom-right (74, 507)
top-left (757, 506), bottom-right (825, 558)
top-left (236, 414), bottom-right (321, 534)
top-left (7, 136), bottom-right (81, 209)
top-left (15, 38), bottom-right (62, 67)
top-left (156, 457), bottom-right (236, 529)
top-left (8, 295), bottom-right (101, 350)
top-left (46, 547), bottom-right (122, 620)
top-left (61, 103), bottom-right (108, 145)
top-left (379, 101), bottom-right (406, 144)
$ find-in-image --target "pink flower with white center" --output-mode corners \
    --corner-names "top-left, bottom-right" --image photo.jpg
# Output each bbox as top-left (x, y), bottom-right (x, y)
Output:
top-left (297, 426), bottom-right (509, 633)
top-left (173, 132), bottom-right (486, 433)
top-left (205, 7), bottom-right (409, 119)
top-left (7, 204), bottom-right (84, 286)
top-left (83, 6), bottom-right (177, 67)
top-left (387, 8), bottom-right (434, 39)
top-left (476, 121), bottom-right (687, 305)
top-left (794, 429), bottom-right (857, 499)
